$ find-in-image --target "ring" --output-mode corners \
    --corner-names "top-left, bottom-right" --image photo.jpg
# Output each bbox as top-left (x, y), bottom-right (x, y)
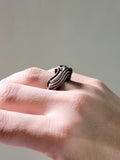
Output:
top-left (47, 65), bottom-right (73, 90)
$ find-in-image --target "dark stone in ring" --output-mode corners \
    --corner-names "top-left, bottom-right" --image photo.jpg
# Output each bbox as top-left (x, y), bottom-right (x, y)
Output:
top-left (47, 65), bottom-right (73, 90)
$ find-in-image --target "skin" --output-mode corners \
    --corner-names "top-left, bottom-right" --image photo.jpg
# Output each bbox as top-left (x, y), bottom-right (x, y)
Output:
top-left (0, 67), bottom-right (120, 160)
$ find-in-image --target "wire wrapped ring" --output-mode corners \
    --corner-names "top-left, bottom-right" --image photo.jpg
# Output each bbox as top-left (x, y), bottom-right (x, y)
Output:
top-left (47, 65), bottom-right (73, 90)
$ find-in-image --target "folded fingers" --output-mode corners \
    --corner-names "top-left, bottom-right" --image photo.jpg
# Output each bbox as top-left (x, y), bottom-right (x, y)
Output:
top-left (0, 83), bottom-right (69, 115)
top-left (0, 67), bottom-right (51, 89)
top-left (0, 66), bottom-right (104, 92)
top-left (0, 67), bottom-right (82, 91)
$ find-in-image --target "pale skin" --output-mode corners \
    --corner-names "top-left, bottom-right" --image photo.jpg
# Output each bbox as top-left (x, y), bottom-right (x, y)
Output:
top-left (0, 67), bottom-right (120, 160)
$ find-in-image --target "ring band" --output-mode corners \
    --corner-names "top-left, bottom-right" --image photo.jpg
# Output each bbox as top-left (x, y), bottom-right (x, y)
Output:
top-left (47, 65), bottom-right (73, 90)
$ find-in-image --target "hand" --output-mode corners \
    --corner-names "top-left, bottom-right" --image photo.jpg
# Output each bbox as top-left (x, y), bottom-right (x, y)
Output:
top-left (0, 67), bottom-right (120, 160)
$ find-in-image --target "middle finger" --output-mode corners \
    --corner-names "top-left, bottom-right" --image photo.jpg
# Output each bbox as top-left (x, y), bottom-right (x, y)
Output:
top-left (0, 83), bottom-right (70, 115)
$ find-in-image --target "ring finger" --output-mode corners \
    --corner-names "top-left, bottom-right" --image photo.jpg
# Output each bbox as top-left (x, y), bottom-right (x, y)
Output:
top-left (0, 67), bottom-right (96, 91)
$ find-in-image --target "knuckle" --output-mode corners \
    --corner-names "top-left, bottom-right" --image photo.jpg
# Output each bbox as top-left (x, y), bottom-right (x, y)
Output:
top-left (69, 91), bottom-right (90, 111)
top-left (25, 67), bottom-right (41, 75)
top-left (79, 93), bottom-right (90, 109)
top-left (0, 111), bottom-right (9, 139)
top-left (0, 83), bottom-right (18, 104)
top-left (45, 115), bottom-right (71, 141)
top-left (80, 92), bottom-right (90, 102)
top-left (0, 78), bottom-right (7, 84)
top-left (93, 79), bottom-right (106, 89)
top-left (0, 111), bottom-right (19, 141)
top-left (24, 67), bottom-right (43, 82)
